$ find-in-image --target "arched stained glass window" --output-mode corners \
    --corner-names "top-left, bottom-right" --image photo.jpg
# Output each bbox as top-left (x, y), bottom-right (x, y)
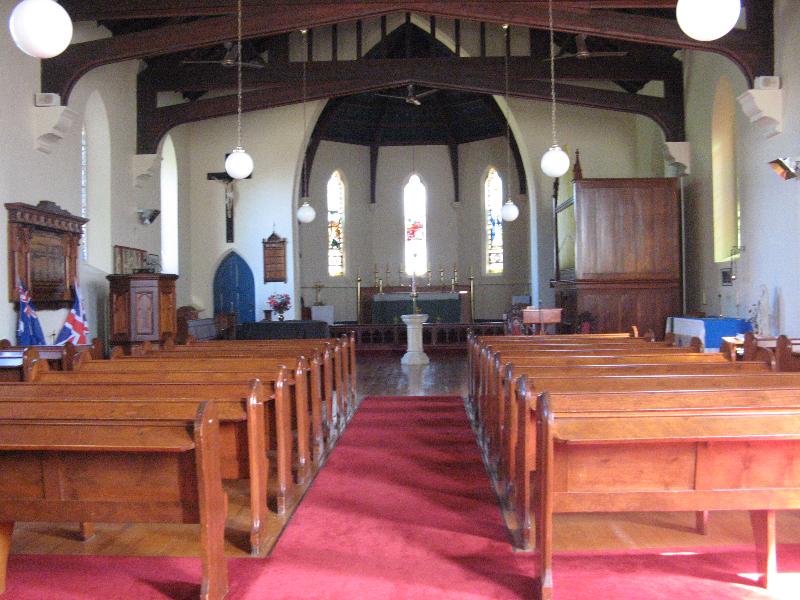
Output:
top-left (80, 125), bottom-right (88, 261)
top-left (404, 174), bottom-right (427, 275)
top-left (484, 167), bottom-right (504, 274)
top-left (327, 170), bottom-right (345, 277)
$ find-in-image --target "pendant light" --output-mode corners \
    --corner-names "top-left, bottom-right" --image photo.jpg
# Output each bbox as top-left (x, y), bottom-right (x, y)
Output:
top-left (297, 35), bottom-right (316, 224)
top-left (500, 25), bottom-right (519, 222)
top-left (676, 0), bottom-right (741, 42)
top-left (225, 0), bottom-right (254, 179)
top-left (9, 0), bottom-right (72, 58)
top-left (540, 0), bottom-right (570, 179)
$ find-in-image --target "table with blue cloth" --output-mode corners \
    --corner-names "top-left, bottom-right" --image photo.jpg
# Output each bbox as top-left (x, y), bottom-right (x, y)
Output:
top-left (666, 316), bottom-right (752, 352)
top-left (372, 292), bottom-right (462, 324)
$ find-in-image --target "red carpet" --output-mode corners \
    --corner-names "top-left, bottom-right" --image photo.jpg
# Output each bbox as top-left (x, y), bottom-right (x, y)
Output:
top-left (5, 395), bottom-right (800, 599)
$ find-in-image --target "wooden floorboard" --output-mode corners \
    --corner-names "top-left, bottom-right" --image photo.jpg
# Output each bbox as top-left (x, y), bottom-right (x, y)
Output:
top-left (9, 351), bottom-right (800, 559)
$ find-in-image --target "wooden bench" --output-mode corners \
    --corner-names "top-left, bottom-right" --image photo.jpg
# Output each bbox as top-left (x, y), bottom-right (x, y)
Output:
top-left (138, 334), bottom-right (358, 420)
top-left (0, 400), bottom-right (228, 599)
top-left (524, 384), bottom-right (800, 599)
top-left (36, 351), bottom-right (336, 470)
top-left (0, 338), bottom-right (103, 370)
top-left (490, 358), bottom-right (777, 504)
top-left (511, 373), bottom-right (800, 548)
top-left (0, 376), bottom-right (275, 557)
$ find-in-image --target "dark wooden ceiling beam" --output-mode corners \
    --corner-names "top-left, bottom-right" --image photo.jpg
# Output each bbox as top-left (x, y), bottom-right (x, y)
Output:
top-left (137, 59), bottom-right (683, 153)
top-left (143, 56), bottom-right (681, 92)
top-left (43, 1), bottom-right (771, 101)
top-left (61, 1), bottom-right (679, 21)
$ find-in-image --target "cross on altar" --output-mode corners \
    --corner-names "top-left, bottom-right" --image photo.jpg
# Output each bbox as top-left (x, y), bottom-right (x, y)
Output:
top-left (207, 162), bottom-right (252, 243)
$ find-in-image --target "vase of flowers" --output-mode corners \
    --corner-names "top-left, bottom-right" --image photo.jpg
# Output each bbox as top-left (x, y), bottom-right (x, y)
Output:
top-left (268, 293), bottom-right (291, 321)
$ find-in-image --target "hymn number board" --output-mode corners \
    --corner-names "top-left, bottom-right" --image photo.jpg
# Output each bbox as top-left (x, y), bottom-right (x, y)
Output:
top-left (6, 201), bottom-right (86, 308)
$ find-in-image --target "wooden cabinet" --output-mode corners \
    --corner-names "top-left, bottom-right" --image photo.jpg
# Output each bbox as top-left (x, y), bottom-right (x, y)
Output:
top-left (553, 178), bottom-right (681, 339)
top-left (108, 274), bottom-right (178, 350)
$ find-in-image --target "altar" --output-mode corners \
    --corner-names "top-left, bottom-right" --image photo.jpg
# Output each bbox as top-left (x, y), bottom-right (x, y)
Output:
top-left (372, 292), bottom-right (462, 324)
top-left (359, 285), bottom-right (472, 323)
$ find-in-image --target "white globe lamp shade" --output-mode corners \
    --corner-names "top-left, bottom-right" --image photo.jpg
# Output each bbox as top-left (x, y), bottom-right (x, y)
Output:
top-left (9, 0), bottom-right (73, 59)
top-left (676, 0), bottom-right (741, 42)
top-left (541, 145), bottom-right (570, 178)
top-left (501, 200), bottom-right (519, 222)
top-left (225, 147), bottom-right (254, 180)
top-left (297, 200), bottom-right (316, 223)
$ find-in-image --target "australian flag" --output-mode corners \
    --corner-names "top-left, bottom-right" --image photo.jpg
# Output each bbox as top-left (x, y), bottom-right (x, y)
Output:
top-left (16, 280), bottom-right (46, 346)
top-left (55, 280), bottom-right (90, 345)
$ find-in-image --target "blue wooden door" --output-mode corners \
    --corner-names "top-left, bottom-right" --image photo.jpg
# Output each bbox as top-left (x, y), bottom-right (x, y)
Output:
top-left (213, 252), bottom-right (256, 323)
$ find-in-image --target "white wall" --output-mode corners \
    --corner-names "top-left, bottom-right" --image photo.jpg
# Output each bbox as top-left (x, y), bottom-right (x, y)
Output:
top-left (682, 0), bottom-right (800, 334)
top-left (298, 138), bottom-right (530, 321)
top-left (176, 102), bottom-right (320, 320)
top-left (0, 4), bottom-right (159, 344)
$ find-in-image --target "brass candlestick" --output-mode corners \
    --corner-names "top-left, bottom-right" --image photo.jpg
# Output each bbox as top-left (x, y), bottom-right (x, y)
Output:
top-left (439, 267), bottom-right (445, 287)
top-left (450, 276), bottom-right (456, 293)
top-left (356, 275), bottom-right (362, 324)
top-left (411, 291), bottom-right (419, 314)
top-left (468, 275), bottom-right (475, 323)
top-left (378, 278), bottom-right (384, 294)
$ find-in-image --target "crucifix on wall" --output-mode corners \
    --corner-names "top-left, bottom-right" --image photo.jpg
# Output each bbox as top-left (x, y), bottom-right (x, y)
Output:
top-left (207, 158), bottom-right (252, 243)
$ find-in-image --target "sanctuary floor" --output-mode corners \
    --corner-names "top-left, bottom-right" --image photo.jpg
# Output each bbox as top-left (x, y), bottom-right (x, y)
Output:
top-left (9, 352), bottom-right (800, 567)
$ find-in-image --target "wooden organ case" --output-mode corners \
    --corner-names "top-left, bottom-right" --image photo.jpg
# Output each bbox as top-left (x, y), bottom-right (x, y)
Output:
top-left (552, 170), bottom-right (682, 339)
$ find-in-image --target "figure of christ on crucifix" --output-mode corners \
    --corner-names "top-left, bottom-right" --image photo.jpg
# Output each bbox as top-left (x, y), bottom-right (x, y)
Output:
top-left (207, 159), bottom-right (252, 243)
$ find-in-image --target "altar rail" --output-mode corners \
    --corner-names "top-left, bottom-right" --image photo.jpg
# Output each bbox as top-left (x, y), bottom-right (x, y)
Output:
top-left (331, 322), bottom-right (504, 351)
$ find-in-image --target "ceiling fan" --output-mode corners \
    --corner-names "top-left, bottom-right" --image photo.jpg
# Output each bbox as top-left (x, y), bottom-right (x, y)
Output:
top-left (375, 84), bottom-right (438, 106)
top-left (182, 42), bottom-right (266, 69)
top-left (553, 34), bottom-right (628, 60)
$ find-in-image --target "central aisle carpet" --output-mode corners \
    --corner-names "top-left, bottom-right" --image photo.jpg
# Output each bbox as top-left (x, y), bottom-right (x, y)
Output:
top-left (6, 395), bottom-right (800, 599)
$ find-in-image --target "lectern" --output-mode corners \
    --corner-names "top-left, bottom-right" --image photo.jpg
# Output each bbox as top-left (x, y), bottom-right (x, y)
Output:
top-left (107, 273), bottom-right (178, 351)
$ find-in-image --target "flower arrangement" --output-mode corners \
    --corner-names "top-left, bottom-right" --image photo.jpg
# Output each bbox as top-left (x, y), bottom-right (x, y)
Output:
top-left (268, 293), bottom-right (291, 314)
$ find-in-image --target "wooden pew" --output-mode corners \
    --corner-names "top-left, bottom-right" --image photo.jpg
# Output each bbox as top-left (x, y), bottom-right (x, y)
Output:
top-left (0, 350), bottom-right (33, 382)
top-left (0, 338), bottom-right (103, 370)
top-left (524, 384), bottom-right (800, 599)
top-left (0, 400), bottom-right (228, 599)
top-left (0, 377), bottom-right (275, 557)
top-left (491, 358), bottom-right (777, 503)
top-left (511, 372), bottom-right (800, 552)
top-left (71, 351), bottom-right (336, 457)
top-left (473, 346), bottom-right (715, 440)
top-left (134, 334), bottom-right (358, 420)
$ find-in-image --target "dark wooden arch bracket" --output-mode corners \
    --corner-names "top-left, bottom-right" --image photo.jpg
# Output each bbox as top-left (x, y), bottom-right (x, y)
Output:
top-left (44, 1), bottom-right (773, 102)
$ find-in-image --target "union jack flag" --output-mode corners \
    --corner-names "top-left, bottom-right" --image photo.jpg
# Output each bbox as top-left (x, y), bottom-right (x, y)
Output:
top-left (55, 280), bottom-right (90, 345)
top-left (16, 280), bottom-right (46, 346)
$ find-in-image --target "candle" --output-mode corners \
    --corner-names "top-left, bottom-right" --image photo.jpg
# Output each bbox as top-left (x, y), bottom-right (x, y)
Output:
top-left (411, 271), bottom-right (417, 294)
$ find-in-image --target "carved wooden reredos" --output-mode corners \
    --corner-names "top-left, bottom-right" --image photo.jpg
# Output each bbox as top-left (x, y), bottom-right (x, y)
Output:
top-left (6, 201), bottom-right (87, 308)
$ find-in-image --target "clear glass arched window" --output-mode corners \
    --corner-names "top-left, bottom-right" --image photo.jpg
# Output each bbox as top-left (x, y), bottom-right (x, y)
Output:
top-left (160, 135), bottom-right (179, 274)
top-left (79, 125), bottom-right (88, 261)
top-left (404, 174), bottom-right (427, 274)
top-left (484, 167), bottom-right (504, 274)
top-left (327, 170), bottom-right (345, 277)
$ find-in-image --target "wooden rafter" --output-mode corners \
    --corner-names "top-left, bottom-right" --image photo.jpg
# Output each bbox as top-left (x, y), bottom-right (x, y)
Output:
top-left (44, 1), bottom-right (772, 101)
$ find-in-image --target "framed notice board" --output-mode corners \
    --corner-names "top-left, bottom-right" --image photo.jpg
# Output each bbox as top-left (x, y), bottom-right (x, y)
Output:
top-left (262, 232), bottom-right (287, 283)
top-left (6, 201), bottom-right (87, 308)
